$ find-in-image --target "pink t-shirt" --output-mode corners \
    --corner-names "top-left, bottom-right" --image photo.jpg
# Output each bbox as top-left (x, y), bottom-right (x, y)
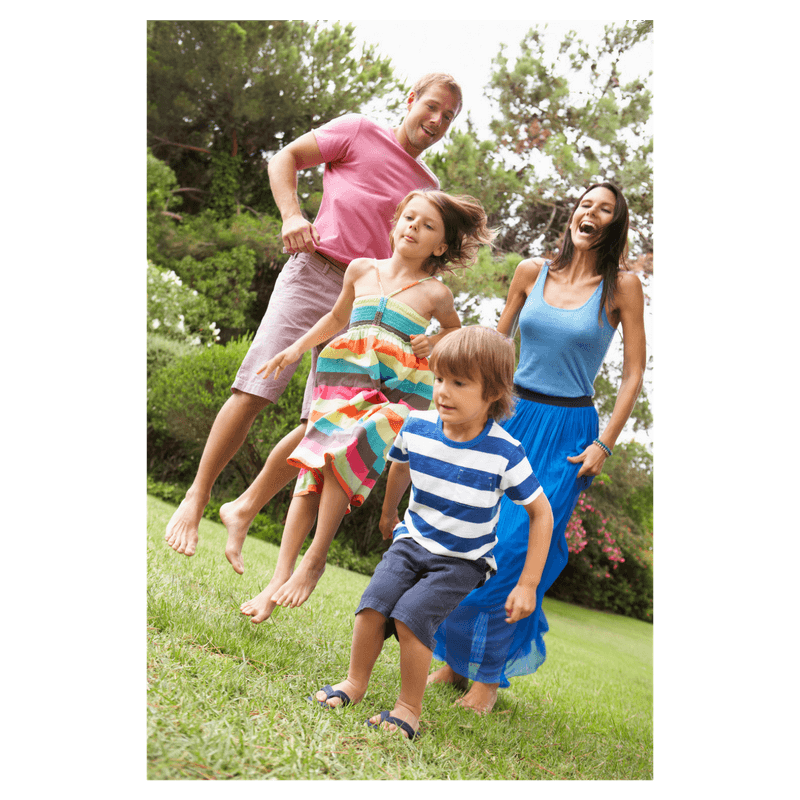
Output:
top-left (312, 114), bottom-right (439, 264)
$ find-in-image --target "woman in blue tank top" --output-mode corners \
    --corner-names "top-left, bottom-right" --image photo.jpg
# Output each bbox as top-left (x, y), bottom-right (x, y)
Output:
top-left (429, 183), bottom-right (647, 712)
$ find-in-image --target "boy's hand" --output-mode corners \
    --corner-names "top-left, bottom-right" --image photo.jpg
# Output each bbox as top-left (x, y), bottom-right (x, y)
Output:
top-left (504, 584), bottom-right (537, 623)
top-left (409, 334), bottom-right (431, 359)
top-left (379, 509), bottom-right (400, 540)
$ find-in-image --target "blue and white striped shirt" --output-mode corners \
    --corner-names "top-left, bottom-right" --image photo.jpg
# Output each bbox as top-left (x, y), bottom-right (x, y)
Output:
top-left (388, 410), bottom-right (543, 582)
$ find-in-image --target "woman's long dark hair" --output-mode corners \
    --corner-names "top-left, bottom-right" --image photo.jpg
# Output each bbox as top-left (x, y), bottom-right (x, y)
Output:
top-left (549, 182), bottom-right (629, 324)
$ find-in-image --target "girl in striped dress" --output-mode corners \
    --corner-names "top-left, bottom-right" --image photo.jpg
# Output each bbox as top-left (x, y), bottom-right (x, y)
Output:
top-left (240, 190), bottom-right (494, 624)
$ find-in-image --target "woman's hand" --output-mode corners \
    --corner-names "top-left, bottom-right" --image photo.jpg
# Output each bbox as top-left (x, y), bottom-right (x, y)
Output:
top-left (566, 442), bottom-right (608, 478)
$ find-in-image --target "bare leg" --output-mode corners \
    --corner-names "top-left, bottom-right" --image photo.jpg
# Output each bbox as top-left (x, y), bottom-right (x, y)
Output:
top-left (239, 490), bottom-right (320, 623)
top-left (272, 463), bottom-right (350, 610)
top-left (367, 620), bottom-right (431, 738)
top-left (220, 423), bottom-right (306, 574)
top-left (315, 608), bottom-right (386, 708)
top-left (165, 390), bottom-right (269, 558)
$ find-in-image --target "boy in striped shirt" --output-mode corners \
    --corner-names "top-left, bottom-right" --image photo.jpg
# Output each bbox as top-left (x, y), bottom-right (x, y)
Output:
top-left (311, 327), bottom-right (553, 740)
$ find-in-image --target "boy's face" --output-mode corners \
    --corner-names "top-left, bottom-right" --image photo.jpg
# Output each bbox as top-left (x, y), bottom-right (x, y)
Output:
top-left (433, 371), bottom-right (494, 441)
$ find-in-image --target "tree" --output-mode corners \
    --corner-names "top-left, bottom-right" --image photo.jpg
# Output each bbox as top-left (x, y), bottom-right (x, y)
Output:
top-left (147, 20), bottom-right (401, 217)
top-left (432, 21), bottom-right (653, 261)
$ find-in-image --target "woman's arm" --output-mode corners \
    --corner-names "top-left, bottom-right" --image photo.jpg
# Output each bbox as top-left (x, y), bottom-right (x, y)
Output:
top-left (568, 271), bottom-right (647, 477)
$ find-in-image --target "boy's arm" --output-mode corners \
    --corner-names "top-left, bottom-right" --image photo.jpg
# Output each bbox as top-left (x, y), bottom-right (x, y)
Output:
top-left (379, 460), bottom-right (412, 540)
top-left (504, 492), bottom-right (554, 623)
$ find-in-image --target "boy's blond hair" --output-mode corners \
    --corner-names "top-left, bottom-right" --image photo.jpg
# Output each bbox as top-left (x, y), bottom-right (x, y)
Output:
top-left (429, 326), bottom-right (517, 421)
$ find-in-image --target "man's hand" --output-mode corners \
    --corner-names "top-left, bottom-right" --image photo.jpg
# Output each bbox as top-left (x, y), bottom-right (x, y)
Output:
top-left (282, 213), bottom-right (321, 254)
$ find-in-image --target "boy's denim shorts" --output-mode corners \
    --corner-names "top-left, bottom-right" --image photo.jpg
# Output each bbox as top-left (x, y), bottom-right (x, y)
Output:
top-left (356, 537), bottom-right (487, 651)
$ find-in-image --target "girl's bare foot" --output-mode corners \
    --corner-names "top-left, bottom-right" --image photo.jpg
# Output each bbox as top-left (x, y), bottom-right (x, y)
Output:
top-left (240, 572), bottom-right (291, 623)
top-left (271, 557), bottom-right (326, 609)
top-left (454, 681), bottom-right (499, 714)
top-left (427, 664), bottom-right (469, 691)
top-left (219, 501), bottom-right (252, 574)
top-left (314, 679), bottom-right (365, 709)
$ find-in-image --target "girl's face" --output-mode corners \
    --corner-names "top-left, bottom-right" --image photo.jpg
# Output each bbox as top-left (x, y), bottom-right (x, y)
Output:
top-left (569, 186), bottom-right (617, 251)
top-left (392, 196), bottom-right (448, 262)
top-left (433, 370), bottom-right (494, 441)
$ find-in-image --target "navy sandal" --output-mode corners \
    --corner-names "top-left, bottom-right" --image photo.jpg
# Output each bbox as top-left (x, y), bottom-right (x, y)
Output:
top-left (309, 684), bottom-right (352, 709)
top-left (366, 709), bottom-right (418, 740)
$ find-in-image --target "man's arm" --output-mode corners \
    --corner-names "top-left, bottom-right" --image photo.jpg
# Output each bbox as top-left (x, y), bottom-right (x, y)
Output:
top-left (267, 130), bottom-right (326, 254)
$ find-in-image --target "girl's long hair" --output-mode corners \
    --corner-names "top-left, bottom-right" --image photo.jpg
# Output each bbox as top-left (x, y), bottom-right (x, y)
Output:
top-left (550, 182), bottom-right (630, 323)
top-left (390, 190), bottom-right (495, 276)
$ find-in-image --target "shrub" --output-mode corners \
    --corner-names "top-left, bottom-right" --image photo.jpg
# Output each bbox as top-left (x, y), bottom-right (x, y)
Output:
top-left (147, 334), bottom-right (310, 503)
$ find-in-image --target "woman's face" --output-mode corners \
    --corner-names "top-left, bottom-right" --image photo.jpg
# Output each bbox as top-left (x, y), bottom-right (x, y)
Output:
top-left (569, 186), bottom-right (617, 250)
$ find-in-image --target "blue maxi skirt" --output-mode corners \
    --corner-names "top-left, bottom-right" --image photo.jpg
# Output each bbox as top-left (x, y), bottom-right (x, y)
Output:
top-left (431, 394), bottom-right (598, 688)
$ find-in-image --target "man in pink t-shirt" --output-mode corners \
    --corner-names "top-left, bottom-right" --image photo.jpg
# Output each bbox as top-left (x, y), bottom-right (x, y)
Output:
top-left (166, 73), bottom-right (463, 574)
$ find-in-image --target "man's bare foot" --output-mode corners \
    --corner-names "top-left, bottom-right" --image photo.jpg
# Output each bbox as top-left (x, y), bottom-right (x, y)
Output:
top-left (240, 572), bottom-right (291, 623)
top-left (313, 679), bottom-right (365, 709)
top-left (271, 558), bottom-right (326, 609)
top-left (165, 496), bottom-right (206, 557)
top-left (454, 681), bottom-right (499, 714)
top-left (427, 664), bottom-right (469, 691)
top-left (367, 703), bottom-right (420, 739)
top-left (219, 501), bottom-right (253, 574)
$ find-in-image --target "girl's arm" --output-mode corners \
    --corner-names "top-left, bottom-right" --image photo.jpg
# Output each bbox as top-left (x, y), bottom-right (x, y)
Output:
top-left (410, 284), bottom-right (461, 358)
top-left (504, 492), bottom-right (554, 623)
top-left (567, 271), bottom-right (647, 477)
top-left (257, 261), bottom-right (365, 381)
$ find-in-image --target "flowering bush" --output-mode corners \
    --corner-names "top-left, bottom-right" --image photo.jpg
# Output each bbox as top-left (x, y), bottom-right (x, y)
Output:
top-left (566, 495), bottom-right (626, 578)
top-left (147, 260), bottom-right (221, 347)
top-left (549, 443), bottom-right (653, 622)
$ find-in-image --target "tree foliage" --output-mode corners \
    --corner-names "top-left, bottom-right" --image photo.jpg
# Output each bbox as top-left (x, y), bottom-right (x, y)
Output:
top-left (147, 20), bottom-right (400, 216)
top-left (432, 21), bottom-right (653, 261)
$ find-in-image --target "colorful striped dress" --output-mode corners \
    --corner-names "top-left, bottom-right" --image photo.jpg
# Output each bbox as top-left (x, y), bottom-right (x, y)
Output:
top-left (288, 269), bottom-right (435, 508)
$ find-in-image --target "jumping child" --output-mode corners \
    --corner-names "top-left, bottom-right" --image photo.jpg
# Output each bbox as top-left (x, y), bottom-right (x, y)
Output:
top-left (310, 326), bottom-right (554, 740)
top-left (240, 191), bottom-right (494, 624)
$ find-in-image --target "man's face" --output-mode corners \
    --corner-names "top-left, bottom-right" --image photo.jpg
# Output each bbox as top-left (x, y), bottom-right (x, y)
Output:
top-left (397, 83), bottom-right (460, 158)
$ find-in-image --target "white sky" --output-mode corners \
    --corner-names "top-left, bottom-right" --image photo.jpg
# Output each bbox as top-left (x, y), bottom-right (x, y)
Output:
top-left (337, 19), bottom-right (655, 444)
top-left (342, 18), bottom-right (653, 150)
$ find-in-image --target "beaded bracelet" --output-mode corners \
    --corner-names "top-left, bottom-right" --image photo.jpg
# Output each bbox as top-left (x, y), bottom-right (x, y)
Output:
top-left (593, 438), bottom-right (613, 457)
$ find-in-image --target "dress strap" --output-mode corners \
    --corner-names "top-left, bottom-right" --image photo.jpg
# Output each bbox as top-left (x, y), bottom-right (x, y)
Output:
top-left (372, 261), bottom-right (385, 296)
top-left (386, 275), bottom-right (433, 299)
top-left (373, 262), bottom-right (433, 299)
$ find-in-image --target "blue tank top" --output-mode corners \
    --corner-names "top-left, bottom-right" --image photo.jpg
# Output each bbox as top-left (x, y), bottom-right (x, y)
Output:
top-left (514, 262), bottom-right (617, 398)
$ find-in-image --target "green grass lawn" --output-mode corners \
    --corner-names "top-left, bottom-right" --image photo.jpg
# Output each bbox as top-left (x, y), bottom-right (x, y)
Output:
top-left (147, 495), bottom-right (652, 780)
